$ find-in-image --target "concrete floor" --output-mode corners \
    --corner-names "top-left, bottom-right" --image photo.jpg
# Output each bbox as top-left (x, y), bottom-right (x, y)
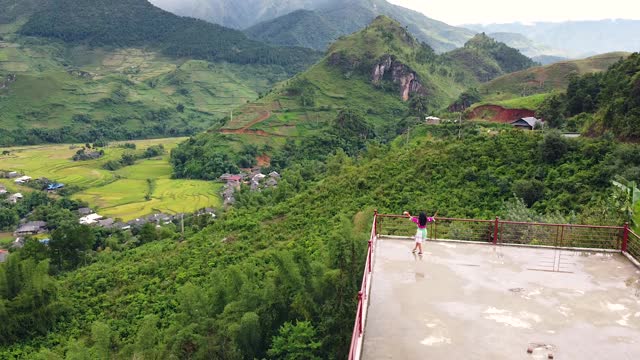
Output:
top-left (362, 238), bottom-right (640, 359)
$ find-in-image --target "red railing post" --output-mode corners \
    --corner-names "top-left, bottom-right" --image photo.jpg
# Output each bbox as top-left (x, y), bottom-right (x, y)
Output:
top-left (357, 291), bottom-right (364, 334)
top-left (368, 240), bottom-right (372, 273)
top-left (493, 216), bottom-right (499, 245)
top-left (373, 209), bottom-right (378, 236)
top-left (622, 222), bottom-right (630, 252)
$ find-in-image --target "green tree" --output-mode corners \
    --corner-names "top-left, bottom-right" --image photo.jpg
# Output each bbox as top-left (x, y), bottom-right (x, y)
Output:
top-left (536, 93), bottom-right (565, 128)
top-left (50, 224), bottom-right (95, 271)
top-left (0, 257), bottom-right (60, 344)
top-left (409, 95), bottom-right (429, 116)
top-left (0, 207), bottom-right (19, 231)
top-left (90, 321), bottom-right (112, 360)
top-left (19, 237), bottom-right (49, 262)
top-left (539, 131), bottom-right (568, 163)
top-left (134, 315), bottom-right (160, 360)
top-left (611, 176), bottom-right (640, 226)
top-left (137, 223), bottom-right (158, 244)
top-left (236, 312), bottom-right (262, 359)
top-left (512, 179), bottom-right (545, 207)
top-left (267, 321), bottom-right (322, 360)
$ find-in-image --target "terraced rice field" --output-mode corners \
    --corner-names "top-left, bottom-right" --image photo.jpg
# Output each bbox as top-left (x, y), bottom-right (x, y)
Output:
top-left (93, 180), bottom-right (221, 221)
top-left (1, 138), bottom-right (222, 220)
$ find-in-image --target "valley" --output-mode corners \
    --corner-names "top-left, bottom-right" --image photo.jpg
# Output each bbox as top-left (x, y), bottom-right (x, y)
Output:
top-left (0, 138), bottom-right (221, 221)
top-left (1, 1), bottom-right (640, 359)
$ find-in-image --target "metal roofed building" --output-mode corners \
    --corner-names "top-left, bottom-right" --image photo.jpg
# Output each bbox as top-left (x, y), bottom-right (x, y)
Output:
top-left (511, 117), bottom-right (543, 130)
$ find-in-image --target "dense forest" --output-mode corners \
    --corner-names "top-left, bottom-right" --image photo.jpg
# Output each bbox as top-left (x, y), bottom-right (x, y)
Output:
top-left (537, 52), bottom-right (640, 138)
top-left (3, 123), bottom-right (640, 358)
top-left (18, 0), bottom-right (320, 71)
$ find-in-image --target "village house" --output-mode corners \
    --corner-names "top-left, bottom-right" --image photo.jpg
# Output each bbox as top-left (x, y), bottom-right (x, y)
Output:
top-left (6, 171), bottom-right (19, 178)
top-left (127, 218), bottom-right (149, 228)
top-left (265, 177), bottom-right (279, 188)
top-left (0, 184), bottom-right (7, 195)
top-left (222, 186), bottom-right (236, 206)
top-left (0, 249), bottom-right (8, 263)
top-left (147, 213), bottom-right (173, 225)
top-left (97, 218), bottom-right (115, 228)
top-left (46, 183), bottom-right (65, 191)
top-left (80, 213), bottom-right (104, 225)
top-left (511, 117), bottom-right (543, 130)
top-left (269, 171), bottom-right (281, 179)
top-left (7, 193), bottom-right (23, 204)
top-left (14, 175), bottom-right (32, 184)
top-left (196, 208), bottom-right (216, 217)
top-left (14, 221), bottom-right (48, 236)
top-left (425, 116), bottom-right (441, 124)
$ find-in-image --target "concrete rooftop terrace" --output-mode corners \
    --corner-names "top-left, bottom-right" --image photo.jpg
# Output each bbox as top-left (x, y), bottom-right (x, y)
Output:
top-left (362, 238), bottom-right (640, 359)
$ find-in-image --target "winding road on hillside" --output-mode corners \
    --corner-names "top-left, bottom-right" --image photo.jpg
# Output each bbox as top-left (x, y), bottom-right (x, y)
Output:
top-left (217, 110), bottom-right (284, 136)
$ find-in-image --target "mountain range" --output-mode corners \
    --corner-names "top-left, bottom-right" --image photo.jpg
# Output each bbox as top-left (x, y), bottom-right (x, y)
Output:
top-left (150, 0), bottom-right (476, 52)
top-left (0, 0), bottom-right (321, 146)
top-left (466, 20), bottom-right (640, 58)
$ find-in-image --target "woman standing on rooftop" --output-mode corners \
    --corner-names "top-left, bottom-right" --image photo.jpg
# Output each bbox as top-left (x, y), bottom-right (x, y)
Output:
top-left (404, 211), bottom-right (434, 255)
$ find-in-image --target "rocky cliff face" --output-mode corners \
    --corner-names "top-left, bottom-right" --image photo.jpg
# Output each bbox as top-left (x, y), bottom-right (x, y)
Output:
top-left (371, 55), bottom-right (426, 101)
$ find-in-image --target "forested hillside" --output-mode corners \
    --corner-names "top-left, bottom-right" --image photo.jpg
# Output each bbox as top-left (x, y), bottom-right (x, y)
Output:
top-left (19, 0), bottom-right (320, 69)
top-left (170, 16), bottom-right (478, 180)
top-left (3, 122), bottom-right (640, 358)
top-left (245, 9), bottom-right (347, 50)
top-left (0, 0), bottom-right (43, 23)
top-left (0, 0), bottom-right (321, 146)
top-left (536, 53), bottom-right (640, 138)
top-left (445, 33), bottom-right (538, 82)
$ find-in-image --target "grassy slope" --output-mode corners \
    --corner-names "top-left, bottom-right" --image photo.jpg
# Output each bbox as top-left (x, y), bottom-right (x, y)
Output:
top-left (472, 93), bottom-right (549, 111)
top-left (481, 52), bottom-right (631, 101)
top-left (219, 16), bottom-right (471, 149)
top-left (0, 33), bottom-right (291, 133)
top-left (0, 138), bottom-right (221, 220)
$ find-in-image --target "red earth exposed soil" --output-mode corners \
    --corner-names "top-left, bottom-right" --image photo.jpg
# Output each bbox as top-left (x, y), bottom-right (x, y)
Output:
top-left (219, 128), bottom-right (283, 137)
top-left (256, 154), bottom-right (271, 167)
top-left (467, 105), bottom-right (536, 123)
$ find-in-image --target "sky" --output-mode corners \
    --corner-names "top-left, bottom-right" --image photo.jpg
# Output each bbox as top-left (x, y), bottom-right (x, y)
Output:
top-left (386, 0), bottom-right (640, 25)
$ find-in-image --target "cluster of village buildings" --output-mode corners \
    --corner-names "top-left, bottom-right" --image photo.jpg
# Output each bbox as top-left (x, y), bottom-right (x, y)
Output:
top-left (1, 171), bottom-right (65, 204)
top-left (220, 170), bottom-right (280, 205)
top-left (3, 206), bottom-right (216, 260)
top-left (1, 167), bottom-right (280, 262)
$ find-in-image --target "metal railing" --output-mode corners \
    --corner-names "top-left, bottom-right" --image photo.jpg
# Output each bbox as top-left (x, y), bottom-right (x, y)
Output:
top-left (627, 229), bottom-right (640, 261)
top-left (348, 213), bottom-right (639, 360)
top-left (348, 212), bottom-right (377, 360)
top-left (376, 214), bottom-right (628, 251)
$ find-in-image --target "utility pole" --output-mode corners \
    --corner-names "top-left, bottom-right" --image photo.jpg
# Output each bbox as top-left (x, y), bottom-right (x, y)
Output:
top-left (181, 213), bottom-right (184, 241)
top-left (458, 113), bottom-right (463, 140)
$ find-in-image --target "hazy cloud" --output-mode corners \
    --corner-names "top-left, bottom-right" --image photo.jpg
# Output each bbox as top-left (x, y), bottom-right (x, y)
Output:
top-left (387, 0), bottom-right (640, 25)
